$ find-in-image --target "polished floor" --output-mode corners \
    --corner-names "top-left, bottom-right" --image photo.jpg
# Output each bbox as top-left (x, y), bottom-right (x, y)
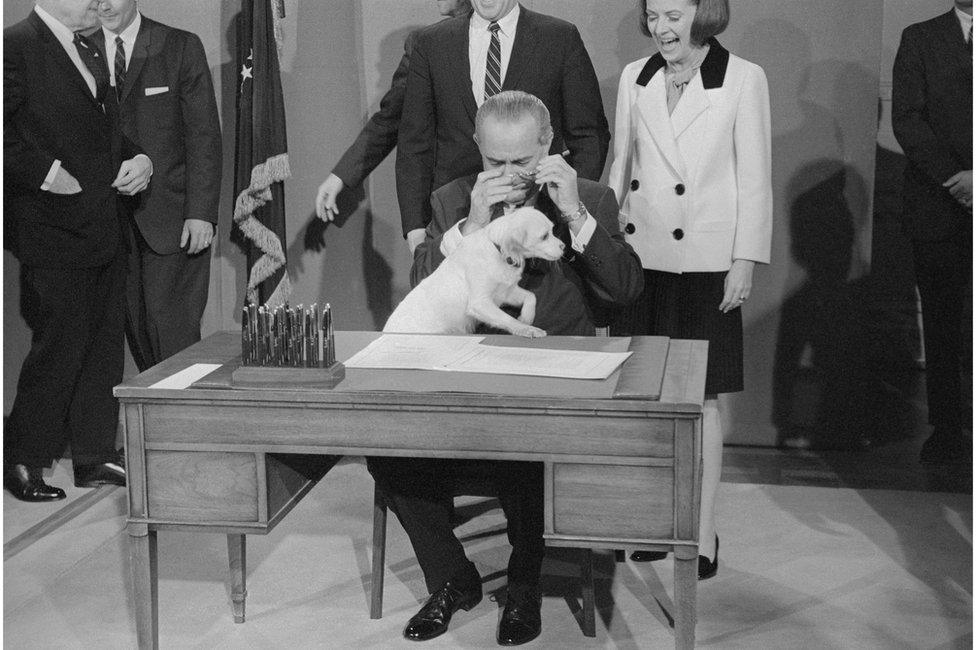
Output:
top-left (3, 431), bottom-right (972, 649)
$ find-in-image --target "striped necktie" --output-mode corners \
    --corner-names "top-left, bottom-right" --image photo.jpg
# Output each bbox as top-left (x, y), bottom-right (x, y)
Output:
top-left (484, 22), bottom-right (502, 100)
top-left (115, 36), bottom-right (127, 100)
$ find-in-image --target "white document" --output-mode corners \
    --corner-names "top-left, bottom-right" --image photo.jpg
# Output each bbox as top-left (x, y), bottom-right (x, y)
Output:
top-left (344, 335), bottom-right (486, 370)
top-left (345, 334), bottom-right (631, 380)
top-left (148, 363), bottom-right (222, 389)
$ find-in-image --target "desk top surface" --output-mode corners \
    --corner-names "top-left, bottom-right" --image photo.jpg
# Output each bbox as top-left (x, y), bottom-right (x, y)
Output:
top-left (115, 331), bottom-right (707, 414)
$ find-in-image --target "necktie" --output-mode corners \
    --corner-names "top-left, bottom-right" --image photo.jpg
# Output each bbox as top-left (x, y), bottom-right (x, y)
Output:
top-left (484, 22), bottom-right (502, 100)
top-left (114, 36), bottom-right (127, 100)
top-left (73, 32), bottom-right (109, 103)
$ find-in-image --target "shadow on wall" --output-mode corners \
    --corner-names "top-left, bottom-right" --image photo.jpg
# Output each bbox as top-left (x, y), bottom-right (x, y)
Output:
top-left (771, 157), bottom-right (919, 450)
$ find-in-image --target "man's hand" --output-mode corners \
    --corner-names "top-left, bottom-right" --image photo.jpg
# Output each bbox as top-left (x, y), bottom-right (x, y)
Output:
top-left (406, 228), bottom-right (426, 254)
top-left (719, 259), bottom-right (756, 313)
top-left (533, 153), bottom-right (579, 216)
top-left (181, 219), bottom-right (214, 255)
top-left (113, 155), bottom-right (152, 195)
top-left (944, 170), bottom-right (973, 210)
top-left (462, 167), bottom-right (514, 235)
top-left (315, 173), bottom-right (344, 222)
top-left (48, 167), bottom-right (81, 195)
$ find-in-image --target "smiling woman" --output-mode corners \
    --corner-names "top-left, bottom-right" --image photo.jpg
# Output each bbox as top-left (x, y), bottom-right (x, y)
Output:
top-left (610, 0), bottom-right (771, 579)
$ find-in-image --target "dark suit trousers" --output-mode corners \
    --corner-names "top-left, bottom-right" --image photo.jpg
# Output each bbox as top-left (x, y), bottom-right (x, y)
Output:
top-left (6, 253), bottom-right (126, 468)
top-left (124, 219), bottom-right (210, 371)
top-left (912, 229), bottom-right (973, 433)
top-left (367, 457), bottom-right (545, 594)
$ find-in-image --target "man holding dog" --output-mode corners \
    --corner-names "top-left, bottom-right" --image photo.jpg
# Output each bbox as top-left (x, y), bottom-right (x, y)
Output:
top-left (369, 91), bottom-right (642, 645)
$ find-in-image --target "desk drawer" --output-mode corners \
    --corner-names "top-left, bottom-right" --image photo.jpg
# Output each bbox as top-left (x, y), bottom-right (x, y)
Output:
top-left (143, 451), bottom-right (335, 527)
top-left (550, 463), bottom-right (674, 538)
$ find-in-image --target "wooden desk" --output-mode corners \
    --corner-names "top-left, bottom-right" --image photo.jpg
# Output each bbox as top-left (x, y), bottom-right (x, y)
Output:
top-left (116, 331), bottom-right (706, 649)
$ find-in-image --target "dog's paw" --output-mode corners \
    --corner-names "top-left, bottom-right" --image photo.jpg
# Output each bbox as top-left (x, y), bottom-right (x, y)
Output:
top-left (513, 325), bottom-right (547, 338)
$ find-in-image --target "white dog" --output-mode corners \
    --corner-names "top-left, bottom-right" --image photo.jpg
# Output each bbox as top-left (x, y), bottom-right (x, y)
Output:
top-left (383, 207), bottom-right (565, 337)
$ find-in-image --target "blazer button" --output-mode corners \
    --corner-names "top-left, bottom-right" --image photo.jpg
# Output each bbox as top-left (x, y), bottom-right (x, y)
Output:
top-left (672, 228), bottom-right (684, 240)
top-left (630, 179), bottom-right (640, 191)
top-left (625, 223), bottom-right (636, 234)
top-left (675, 183), bottom-right (685, 195)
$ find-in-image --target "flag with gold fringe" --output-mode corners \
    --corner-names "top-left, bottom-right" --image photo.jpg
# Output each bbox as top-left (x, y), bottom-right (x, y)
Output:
top-left (234, 0), bottom-right (290, 307)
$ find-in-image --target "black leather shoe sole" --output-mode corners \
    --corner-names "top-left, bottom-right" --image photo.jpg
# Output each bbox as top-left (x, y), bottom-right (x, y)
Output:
top-left (4, 465), bottom-right (66, 502)
top-left (630, 550), bottom-right (668, 562)
top-left (73, 462), bottom-right (126, 488)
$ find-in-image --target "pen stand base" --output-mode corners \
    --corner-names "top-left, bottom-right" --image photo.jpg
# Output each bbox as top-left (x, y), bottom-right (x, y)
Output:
top-left (230, 363), bottom-right (346, 390)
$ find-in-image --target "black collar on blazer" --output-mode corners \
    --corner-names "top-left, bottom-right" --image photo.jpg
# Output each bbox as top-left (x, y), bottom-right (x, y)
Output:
top-left (635, 37), bottom-right (730, 88)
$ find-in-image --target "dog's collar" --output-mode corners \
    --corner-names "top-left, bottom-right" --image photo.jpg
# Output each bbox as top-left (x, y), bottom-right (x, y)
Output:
top-left (493, 243), bottom-right (522, 268)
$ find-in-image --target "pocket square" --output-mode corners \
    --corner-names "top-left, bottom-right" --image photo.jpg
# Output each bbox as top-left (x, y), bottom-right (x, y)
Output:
top-left (144, 86), bottom-right (169, 96)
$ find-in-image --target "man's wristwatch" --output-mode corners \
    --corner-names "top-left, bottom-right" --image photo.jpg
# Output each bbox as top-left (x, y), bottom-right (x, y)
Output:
top-left (562, 201), bottom-right (588, 223)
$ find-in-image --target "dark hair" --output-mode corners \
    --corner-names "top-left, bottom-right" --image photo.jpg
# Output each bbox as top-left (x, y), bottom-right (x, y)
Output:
top-left (637, 0), bottom-right (729, 47)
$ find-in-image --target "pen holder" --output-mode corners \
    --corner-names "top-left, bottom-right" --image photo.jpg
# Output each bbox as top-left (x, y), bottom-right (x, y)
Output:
top-left (230, 362), bottom-right (346, 390)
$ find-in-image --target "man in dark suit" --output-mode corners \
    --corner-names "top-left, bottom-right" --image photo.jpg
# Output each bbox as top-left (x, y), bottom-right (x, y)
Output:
top-left (892, 1), bottom-right (973, 465)
top-left (314, 0), bottom-right (472, 224)
top-left (396, 0), bottom-right (610, 253)
top-left (4, 0), bottom-right (152, 500)
top-left (368, 91), bottom-right (641, 645)
top-left (94, 0), bottom-right (222, 371)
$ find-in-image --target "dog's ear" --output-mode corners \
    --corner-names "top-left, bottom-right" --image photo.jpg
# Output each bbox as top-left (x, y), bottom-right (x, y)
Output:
top-left (500, 226), bottom-right (527, 268)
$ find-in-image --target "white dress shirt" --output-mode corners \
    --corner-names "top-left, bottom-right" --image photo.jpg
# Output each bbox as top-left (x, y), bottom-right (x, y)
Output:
top-left (469, 4), bottom-right (519, 107)
top-left (955, 7), bottom-right (973, 42)
top-left (102, 11), bottom-right (141, 89)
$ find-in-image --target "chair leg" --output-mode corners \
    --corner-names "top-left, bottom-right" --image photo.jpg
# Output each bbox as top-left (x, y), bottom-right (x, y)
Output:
top-left (370, 486), bottom-right (387, 619)
top-left (227, 534), bottom-right (247, 623)
top-left (580, 548), bottom-right (596, 637)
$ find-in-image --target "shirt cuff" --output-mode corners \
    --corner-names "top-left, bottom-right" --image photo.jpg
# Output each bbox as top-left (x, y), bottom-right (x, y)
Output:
top-left (41, 159), bottom-right (61, 191)
top-left (569, 214), bottom-right (597, 252)
top-left (439, 219), bottom-right (465, 257)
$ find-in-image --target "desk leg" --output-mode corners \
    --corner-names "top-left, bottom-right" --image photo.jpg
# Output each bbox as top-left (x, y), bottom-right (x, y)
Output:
top-left (370, 489), bottom-right (387, 619)
top-left (580, 549), bottom-right (596, 637)
top-left (128, 522), bottom-right (158, 649)
top-left (672, 546), bottom-right (697, 650)
top-left (227, 535), bottom-right (247, 623)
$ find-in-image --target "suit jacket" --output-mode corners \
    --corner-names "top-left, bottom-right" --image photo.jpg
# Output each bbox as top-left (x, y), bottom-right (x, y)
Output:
top-left (892, 10), bottom-right (973, 241)
top-left (94, 17), bottom-right (221, 255)
top-left (411, 176), bottom-right (643, 335)
top-left (608, 40), bottom-right (772, 274)
top-left (4, 12), bottom-right (140, 268)
top-left (331, 31), bottom-right (417, 190)
top-left (396, 6), bottom-right (610, 237)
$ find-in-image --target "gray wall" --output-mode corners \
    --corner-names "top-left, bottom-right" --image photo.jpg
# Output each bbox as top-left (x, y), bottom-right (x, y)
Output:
top-left (3, 0), bottom-right (952, 445)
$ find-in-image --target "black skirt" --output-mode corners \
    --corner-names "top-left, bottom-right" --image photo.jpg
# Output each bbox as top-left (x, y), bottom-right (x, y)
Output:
top-left (611, 269), bottom-right (743, 394)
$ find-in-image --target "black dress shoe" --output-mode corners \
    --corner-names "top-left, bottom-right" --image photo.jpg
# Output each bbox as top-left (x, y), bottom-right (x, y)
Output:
top-left (497, 584), bottom-right (541, 646)
top-left (403, 577), bottom-right (482, 642)
top-left (698, 536), bottom-right (719, 581)
top-left (630, 549), bottom-right (668, 562)
top-left (4, 464), bottom-right (66, 502)
top-left (74, 460), bottom-right (126, 488)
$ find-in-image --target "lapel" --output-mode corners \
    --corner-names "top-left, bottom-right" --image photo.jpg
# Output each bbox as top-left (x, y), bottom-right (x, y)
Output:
top-left (502, 4), bottom-right (533, 91)
top-left (91, 18), bottom-right (151, 104)
top-left (29, 12), bottom-right (101, 109)
top-left (935, 10), bottom-right (970, 65)
top-left (635, 55), bottom-right (687, 180)
top-left (445, 17), bottom-right (478, 125)
top-left (121, 18), bottom-right (152, 104)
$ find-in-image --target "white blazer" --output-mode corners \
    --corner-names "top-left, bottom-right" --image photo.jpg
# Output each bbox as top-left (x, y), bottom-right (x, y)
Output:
top-left (608, 41), bottom-right (772, 273)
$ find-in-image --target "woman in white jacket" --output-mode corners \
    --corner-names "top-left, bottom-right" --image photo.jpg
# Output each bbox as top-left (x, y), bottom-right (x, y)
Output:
top-left (608, 0), bottom-right (772, 579)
